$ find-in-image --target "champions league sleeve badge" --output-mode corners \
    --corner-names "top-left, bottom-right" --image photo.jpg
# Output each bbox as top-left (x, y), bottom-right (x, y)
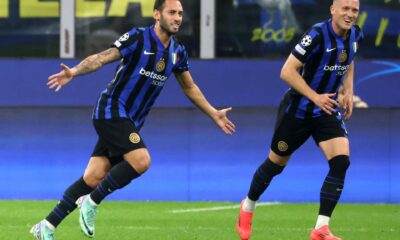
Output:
top-left (119, 33), bottom-right (129, 42)
top-left (114, 32), bottom-right (129, 47)
top-left (301, 35), bottom-right (312, 47)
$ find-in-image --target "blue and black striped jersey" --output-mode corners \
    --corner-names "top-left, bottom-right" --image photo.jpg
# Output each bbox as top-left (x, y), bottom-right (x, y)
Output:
top-left (93, 26), bottom-right (189, 129)
top-left (285, 18), bottom-right (363, 119)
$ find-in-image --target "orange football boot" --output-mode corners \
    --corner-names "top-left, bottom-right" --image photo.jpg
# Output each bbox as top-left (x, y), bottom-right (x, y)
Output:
top-left (310, 225), bottom-right (342, 240)
top-left (236, 200), bottom-right (253, 240)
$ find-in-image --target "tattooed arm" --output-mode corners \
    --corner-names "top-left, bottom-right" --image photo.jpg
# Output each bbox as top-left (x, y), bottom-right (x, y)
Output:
top-left (72, 48), bottom-right (121, 76)
top-left (47, 48), bottom-right (121, 92)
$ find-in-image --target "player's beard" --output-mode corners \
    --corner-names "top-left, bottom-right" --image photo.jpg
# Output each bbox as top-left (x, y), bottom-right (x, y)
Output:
top-left (159, 18), bottom-right (180, 36)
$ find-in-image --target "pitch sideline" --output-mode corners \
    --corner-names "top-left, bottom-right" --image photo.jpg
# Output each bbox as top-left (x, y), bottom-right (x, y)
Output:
top-left (169, 202), bottom-right (281, 214)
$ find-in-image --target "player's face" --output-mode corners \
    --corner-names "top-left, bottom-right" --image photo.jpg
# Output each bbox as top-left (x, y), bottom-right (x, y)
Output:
top-left (331, 0), bottom-right (359, 32)
top-left (154, 0), bottom-right (183, 35)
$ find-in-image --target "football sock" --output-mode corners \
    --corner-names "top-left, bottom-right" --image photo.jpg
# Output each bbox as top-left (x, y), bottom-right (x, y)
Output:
top-left (243, 197), bottom-right (256, 212)
top-left (87, 195), bottom-right (98, 206)
top-left (315, 215), bottom-right (330, 228)
top-left (90, 160), bottom-right (140, 204)
top-left (247, 158), bottom-right (285, 201)
top-left (46, 176), bottom-right (93, 227)
top-left (44, 219), bottom-right (55, 230)
top-left (319, 155), bottom-right (350, 217)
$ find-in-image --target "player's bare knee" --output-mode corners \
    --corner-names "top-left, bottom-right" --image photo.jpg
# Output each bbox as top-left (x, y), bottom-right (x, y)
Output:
top-left (83, 168), bottom-right (108, 188)
top-left (269, 150), bottom-right (290, 166)
top-left (126, 154), bottom-right (151, 173)
top-left (83, 173), bottom-right (103, 188)
top-left (136, 155), bottom-right (152, 173)
top-left (82, 156), bottom-right (111, 187)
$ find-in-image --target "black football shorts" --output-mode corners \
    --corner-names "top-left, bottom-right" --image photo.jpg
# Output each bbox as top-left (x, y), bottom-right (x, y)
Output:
top-left (91, 118), bottom-right (146, 162)
top-left (270, 112), bottom-right (348, 157)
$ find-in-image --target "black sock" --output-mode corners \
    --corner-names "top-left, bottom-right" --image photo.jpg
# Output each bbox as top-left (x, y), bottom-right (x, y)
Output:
top-left (319, 155), bottom-right (350, 217)
top-left (247, 158), bottom-right (285, 201)
top-left (90, 160), bottom-right (140, 204)
top-left (46, 177), bottom-right (93, 227)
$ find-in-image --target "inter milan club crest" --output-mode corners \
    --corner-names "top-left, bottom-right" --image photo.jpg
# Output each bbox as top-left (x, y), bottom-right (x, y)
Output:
top-left (277, 141), bottom-right (288, 152)
top-left (129, 132), bottom-right (140, 144)
top-left (156, 58), bottom-right (165, 72)
top-left (338, 50), bottom-right (348, 63)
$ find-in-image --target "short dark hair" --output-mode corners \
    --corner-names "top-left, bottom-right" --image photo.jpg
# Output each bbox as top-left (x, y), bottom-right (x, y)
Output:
top-left (153, 0), bottom-right (166, 11)
top-left (153, 0), bottom-right (181, 11)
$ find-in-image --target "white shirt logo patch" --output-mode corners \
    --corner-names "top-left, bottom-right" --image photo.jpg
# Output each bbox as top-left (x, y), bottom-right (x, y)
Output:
top-left (114, 41), bottom-right (121, 48)
top-left (295, 44), bottom-right (306, 55)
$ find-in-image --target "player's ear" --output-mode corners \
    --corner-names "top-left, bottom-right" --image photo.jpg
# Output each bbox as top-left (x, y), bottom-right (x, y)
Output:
top-left (330, 3), bottom-right (335, 16)
top-left (153, 9), bottom-right (160, 22)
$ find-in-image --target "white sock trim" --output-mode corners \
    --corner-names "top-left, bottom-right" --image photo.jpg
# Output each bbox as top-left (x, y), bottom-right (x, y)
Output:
top-left (315, 215), bottom-right (330, 229)
top-left (88, 195), bottom-right (98, 206)
top-left (44, 219), bottom-right (55, 230)
top-left (242, 197), bottom-right (256, 212)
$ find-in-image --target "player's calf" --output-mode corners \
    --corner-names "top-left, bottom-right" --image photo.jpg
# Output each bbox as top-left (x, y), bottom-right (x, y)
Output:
top-left (319, 155), bottom-right (349, 217)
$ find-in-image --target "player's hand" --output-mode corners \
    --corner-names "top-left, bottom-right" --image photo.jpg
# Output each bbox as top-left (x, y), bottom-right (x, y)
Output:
top-left (212, 107), bottom-right (236, 135)
top-left (47, 63), bottom-right (74, 92)
top-left (339, 93), bottom-right (353, 120)
top-left (313, 93), bottom-right (338, 115)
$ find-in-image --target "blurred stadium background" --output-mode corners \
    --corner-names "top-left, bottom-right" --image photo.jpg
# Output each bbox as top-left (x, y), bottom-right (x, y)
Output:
top-left (0, 0), bottom-right (399, 223)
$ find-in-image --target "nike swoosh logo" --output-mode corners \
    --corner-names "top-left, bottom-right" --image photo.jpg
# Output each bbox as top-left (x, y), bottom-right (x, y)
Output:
top-left (144, 50), bottom-right (155, 55)
top-left (319, 233), bottom-right (330, 237)
top-left (326, 48), bottom-right (336, 52)
top-left (81, 215), bottom-right (94, 236)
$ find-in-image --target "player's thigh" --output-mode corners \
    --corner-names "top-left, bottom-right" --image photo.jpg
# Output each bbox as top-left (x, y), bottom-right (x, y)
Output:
top-left (123, 148), bottom-right (151, 174)
top-left (318, 137), bottom-right (349, 160)
top-left (83, 156), bottom-right (112, 187)
top-left (270, 114), bottom-right (312, 157)
top-left (312, 113), bottom-right (349, 159)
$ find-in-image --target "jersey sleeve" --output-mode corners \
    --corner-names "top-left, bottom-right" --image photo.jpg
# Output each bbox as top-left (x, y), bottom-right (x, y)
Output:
top-left (112, 28), bottom-right (142, 58)
top-left (291, 27), bottom-right (321, 63)
top-left (173, 45), bottom-right (190, 73)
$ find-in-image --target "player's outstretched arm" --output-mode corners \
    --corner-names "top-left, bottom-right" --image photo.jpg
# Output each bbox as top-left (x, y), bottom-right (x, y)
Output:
top-left (47, 48), bottom-right (121, 92)
top-left (174, 71), bottom-right (236, 135)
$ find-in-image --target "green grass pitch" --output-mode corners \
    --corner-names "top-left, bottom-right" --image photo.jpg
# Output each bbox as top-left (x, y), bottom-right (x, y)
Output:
top-left (1, 201), bottom-right (398, 239)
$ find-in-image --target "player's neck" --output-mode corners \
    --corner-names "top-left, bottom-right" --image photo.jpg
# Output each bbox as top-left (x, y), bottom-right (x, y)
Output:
top-left (332, 22), bottom-right (349, 39)
top-left (154, 24), bottom-right (172, 48)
